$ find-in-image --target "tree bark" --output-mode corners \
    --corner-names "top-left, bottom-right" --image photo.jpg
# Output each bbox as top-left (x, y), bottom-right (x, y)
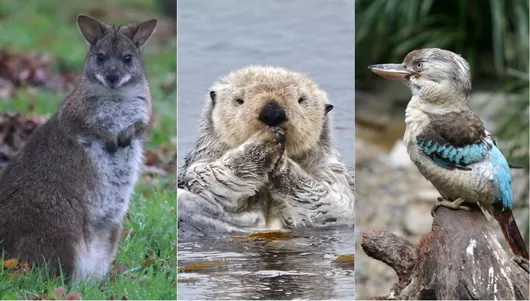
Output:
top-left (361, 203), bottom-right (530, 300)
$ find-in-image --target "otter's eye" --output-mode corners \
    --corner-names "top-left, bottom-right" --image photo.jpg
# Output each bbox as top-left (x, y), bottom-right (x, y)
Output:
top-left (298, 96), bottom-right (306, 104)
top-left (235, 98), bottom-right (244, 105)
top-left (95, 53), bottom-right (105, 63)
top-left (416, 62), bottom-right (423, 69)
top-left (123, 54), bottom-right (133, 64)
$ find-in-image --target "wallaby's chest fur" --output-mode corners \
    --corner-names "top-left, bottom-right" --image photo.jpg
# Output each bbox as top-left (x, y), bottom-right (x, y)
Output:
top-left (0, 14), bottom-right (157, 282)
top-left (69, 89), bottom-right (150, 280)
top-left (81, 91), bottom-right (150, 228)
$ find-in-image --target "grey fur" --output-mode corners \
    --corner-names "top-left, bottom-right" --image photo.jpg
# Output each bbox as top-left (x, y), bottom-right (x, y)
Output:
top-left (0, 15), bottom-right (156, 282)
top-left (178, 66), bottom-right (354, 237)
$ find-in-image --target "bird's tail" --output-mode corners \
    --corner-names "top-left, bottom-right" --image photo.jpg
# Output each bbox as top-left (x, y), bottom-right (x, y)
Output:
top-left (492, 205), bottom-right (529, 260)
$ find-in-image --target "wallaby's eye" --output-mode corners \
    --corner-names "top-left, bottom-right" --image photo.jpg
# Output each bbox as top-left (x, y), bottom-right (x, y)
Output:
top-left (123, 55), bottom-right (133, 64)
top-left (95, 53), bottom-right (105, 63)
top-left (298, 96), bottom-right (306, 104)
top-left (235, 98), bottom-right (244, 105)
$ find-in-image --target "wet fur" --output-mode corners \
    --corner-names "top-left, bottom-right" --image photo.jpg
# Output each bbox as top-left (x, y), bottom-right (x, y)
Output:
top-left (178, 66), bottom-right (354, 236)
top-left (0, 15), bottom-right (155, 282)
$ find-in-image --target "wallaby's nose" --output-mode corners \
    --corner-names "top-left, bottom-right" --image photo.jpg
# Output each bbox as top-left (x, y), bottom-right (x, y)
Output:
top-left (105, 72), bottom-right (120, 87)
top-left (259, 101), bottom-right (287, 126)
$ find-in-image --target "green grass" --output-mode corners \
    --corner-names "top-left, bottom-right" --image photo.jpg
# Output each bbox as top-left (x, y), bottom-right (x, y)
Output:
top-left (0, 184), bottom-right (176, 300)
top-left (0, 0), bottom-right (176, 299)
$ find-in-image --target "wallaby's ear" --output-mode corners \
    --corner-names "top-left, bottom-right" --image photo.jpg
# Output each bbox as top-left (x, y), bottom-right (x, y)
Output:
top-left (77, 15), bottom-right (108, 45)
top-left (124, 19), bottom-right (158, 48)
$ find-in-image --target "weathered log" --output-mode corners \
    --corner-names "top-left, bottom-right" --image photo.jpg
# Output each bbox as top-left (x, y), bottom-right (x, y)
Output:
top-left (361, 203), bottom-right (530, 300)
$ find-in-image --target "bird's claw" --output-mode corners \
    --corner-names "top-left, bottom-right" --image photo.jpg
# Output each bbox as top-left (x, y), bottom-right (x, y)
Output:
top-left (431, 197), bottom-right (471, 217)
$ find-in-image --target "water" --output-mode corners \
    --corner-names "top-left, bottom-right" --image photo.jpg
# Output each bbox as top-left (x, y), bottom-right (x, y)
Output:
top-left (178, 228), bottom-right (354, 300)
top-left (177, 0), bottom-right (355, 299)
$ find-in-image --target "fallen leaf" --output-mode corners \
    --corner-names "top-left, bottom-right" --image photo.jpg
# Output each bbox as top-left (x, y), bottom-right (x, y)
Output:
top-left (0, 112), bottom-right (47, 170)
top-left (334, 254), bottom-right (355, 263)
top-left (3, 258), bottom-right (18, 269)
top-left (64, 292), bottom-right (81, 300)
top-left (242, 231), bottom-right (292, 241)
top-left (141, 258), bottom-right (156, 268)
top-left (53, 287), bottom-right (65, 298)
top-left (334, 254), bottom-right (355, 270)
top-left (3, 257), bottom-right (31, 275)
top-left (178, 261), bottom-right (227, 272)
top-left (178, 277), bottom-right (199, 284)
top-left (144, 150), bottom-right (160, 166)
top-left (108, 262), bottom-right (129, 280)
top-left (121, 228), bottom-right (131, 240)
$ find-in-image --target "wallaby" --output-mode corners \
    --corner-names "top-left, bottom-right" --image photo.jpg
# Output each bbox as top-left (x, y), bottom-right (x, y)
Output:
top-left (0, 15), bottom-right (157, 282)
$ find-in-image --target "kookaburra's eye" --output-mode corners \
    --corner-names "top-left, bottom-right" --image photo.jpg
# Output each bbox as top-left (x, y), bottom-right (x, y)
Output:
top-left (416, 62), bottom-right (423, 69)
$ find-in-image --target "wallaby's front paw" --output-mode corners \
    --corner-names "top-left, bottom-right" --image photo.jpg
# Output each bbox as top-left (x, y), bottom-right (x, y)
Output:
top-left (117, 124), bottom-right (136, 148)
top-left (133, 120), bottom-right (148, 136)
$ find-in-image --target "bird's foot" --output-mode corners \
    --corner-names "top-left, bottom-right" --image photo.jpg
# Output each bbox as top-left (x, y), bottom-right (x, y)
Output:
top-left (512, 256), bottom-right (530, 273)
top-left (431, 197), bottom-right (471, 217)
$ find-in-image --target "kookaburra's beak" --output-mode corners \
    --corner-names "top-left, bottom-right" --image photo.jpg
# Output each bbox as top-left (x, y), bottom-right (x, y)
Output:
top-left (368, 64), bottom-right (415, 81)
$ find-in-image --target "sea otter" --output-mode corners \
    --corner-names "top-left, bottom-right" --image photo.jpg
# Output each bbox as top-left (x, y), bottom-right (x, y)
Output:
top-left (178, 66), bottom-right (354, 236)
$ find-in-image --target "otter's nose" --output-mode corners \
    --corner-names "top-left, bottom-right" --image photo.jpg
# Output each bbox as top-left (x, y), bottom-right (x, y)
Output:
top-left (259, 101), bottom-right (287, 126)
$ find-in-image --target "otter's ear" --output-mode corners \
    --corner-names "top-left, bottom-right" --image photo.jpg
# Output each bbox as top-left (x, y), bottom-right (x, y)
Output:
top-left (325, 104), bottom-right (334, 114)
top-left (209, 91), bottom-right (217, 104)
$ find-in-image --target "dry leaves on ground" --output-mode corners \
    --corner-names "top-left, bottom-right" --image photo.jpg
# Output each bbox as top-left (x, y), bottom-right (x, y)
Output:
top-left (0, 51), bottom-right (77, 98)
top-left (3, 257), bottom-right (31, 278)
top-left (23, 287), bottom-right (82, 300)
top-left (0, 112), bottom-right (47, 169)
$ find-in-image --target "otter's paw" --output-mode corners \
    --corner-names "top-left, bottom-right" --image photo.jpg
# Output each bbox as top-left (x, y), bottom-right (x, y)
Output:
top-left (117, 124), bottom-right (136, 148)
top-left (272, 153), bottom-right (289, 175)
top-left (260, 127), bottom-right (286, 170)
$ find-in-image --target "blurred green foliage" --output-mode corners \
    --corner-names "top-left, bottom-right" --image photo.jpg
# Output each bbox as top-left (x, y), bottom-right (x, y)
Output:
top-left (355, 0), bottom-right (529, 82)
top-left (494, 71), bottom-right (529, 170)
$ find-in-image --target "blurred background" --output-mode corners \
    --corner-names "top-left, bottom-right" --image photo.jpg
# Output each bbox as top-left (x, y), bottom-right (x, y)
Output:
top-left (0, 0), bottom-right (176, 299)
top-left (354, 0), bottom-right (529, 298)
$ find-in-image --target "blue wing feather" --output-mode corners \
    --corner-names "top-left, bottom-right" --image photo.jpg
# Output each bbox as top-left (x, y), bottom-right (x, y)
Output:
top-left (417, 138), bottom-right (489, 169)
top-left (490, 145), bottom-right (512, 209)
top-left (431, 156), bottom-right (456, 169)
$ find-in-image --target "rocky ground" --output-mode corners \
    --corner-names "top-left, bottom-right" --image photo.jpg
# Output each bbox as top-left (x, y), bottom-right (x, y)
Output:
top-left (354, 81), bottom-right (529, 299)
